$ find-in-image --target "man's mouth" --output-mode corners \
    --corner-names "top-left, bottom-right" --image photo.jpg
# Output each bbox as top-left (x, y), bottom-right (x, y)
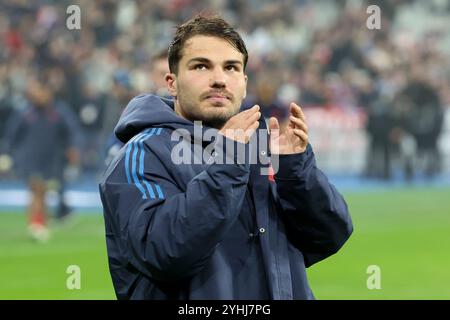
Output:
top-left (206, 96), bottom-right (230, 107)
top-left (204, 92), bottom-right (231, 101)
top-left (206, 95), bottom-right (229, 101)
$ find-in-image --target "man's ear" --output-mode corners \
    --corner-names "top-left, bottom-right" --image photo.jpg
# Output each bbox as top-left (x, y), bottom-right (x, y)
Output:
top-left (165, 73), bottom-right (177, 97)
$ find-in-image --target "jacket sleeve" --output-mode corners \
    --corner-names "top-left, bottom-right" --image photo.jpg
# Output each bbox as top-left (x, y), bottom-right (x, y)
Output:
top-left (100, 135), bottom-right (251, 283)
top-left (274, 144), bottom-right (353, 267)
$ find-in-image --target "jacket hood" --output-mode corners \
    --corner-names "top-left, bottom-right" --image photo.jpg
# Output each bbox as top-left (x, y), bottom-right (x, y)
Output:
top-left (115, 94), bottom-right (196, 143)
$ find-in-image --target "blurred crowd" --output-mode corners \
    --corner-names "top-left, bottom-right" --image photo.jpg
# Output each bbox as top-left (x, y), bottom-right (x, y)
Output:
top-left (1, 0), bottom-right (449, 180)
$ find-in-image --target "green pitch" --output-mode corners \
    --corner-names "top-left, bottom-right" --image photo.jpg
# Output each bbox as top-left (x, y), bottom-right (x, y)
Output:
top-left (1, 187), bottom-right (449, 299)
top-left (308, 187), bottom-right (450, 299)
top-left (0, 212), bottom-right (115, 299)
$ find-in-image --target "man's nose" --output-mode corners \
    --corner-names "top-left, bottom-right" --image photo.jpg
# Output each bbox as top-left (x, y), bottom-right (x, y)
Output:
top-left (209, 68), bottom-right (226, 88)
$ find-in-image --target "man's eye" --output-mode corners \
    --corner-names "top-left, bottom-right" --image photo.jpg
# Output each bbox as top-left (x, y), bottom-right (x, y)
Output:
top-left (225, 65), bottom-right (238, 71)
top-left (194, 64), bottom-right (207, 70)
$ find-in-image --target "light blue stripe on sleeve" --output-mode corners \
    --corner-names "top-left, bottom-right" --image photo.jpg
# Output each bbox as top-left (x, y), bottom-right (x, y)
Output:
top-left (138, 128), bottom-right (157, 199)
top-left (126, 127), bottom-right (165, 200)
top-left (125, 132), bottom-right (145, 184)
top-left (154, 184), bottom-right (164, 199)
top-left (131, 140), bottom-right (148, 199)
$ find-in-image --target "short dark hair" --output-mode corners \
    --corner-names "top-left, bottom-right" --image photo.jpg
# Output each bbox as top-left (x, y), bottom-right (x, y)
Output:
top-left (168, 14), bottom-right (248, 74)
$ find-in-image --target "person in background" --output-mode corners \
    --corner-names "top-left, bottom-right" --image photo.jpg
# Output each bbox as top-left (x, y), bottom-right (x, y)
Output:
top-left (2, 76), bottom-right (81, 241)
top-left (103, 52), bottom-right (171, 166)
top-left (149, 50), bottom-right (171, 98)
top-left (396, 78), bottom-right (444, 178)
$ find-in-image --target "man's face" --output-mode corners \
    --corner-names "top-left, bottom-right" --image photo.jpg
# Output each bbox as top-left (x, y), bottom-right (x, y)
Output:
top-left (166, 35), bottom-right (248, 129)
top-left (27, 81), bottom-right (53, 108)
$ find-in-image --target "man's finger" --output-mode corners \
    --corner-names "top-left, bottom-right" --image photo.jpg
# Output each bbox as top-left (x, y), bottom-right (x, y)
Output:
top-left (269, 117), bottom-right (280, 139)
top-left (269, 117), bottom-right (279, 132)
top-left (245, 120), bottom-right (260, 138)
top-left (245, 111), bottom-right (261, 128)
top-left (290, 103), bottom-right (306, 122)
top-left (289, 116), bottom-right (308, 133)
top-left (240, 105), bottom-right (260, 119)
top-left (232, 121), bottom-right (260, 144)
top-left (293, 129), bottom-right (308, 142)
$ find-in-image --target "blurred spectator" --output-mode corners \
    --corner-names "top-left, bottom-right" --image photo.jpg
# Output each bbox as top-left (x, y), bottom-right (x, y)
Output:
top-left (103, 50), bottom-right (170, 166)
top-left (365, 94), bottom-right (394, 179)
top-left (1, 76), bottom-right (81, 241)
top-left (300, 63), bottom-right (327, 107)
top-left (244, 72), bottom-right (289, 126)
top-left (149, 50), bottom-right (170, 97)
top-left (102, 69), bottom-right (136, 165)
top-left (395, 79), bottom-right (444, 178)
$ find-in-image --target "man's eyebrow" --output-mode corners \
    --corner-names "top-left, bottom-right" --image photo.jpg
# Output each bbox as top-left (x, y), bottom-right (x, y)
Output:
top-left (224, 60), bottom-right (243, 66)
top-left (187, 57), bottom-right (211, 64)
top-left (187, 57), bottom-right (243, 66)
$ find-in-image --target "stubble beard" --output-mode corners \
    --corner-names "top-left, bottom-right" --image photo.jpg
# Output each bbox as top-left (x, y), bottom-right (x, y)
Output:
top-left (176, 95), bottom-right (240, 129)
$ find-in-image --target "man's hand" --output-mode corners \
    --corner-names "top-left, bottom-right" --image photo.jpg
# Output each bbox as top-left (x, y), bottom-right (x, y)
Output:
top-left (219, 105), bottom-right (261, 143)
top-left (269, 102), bottom-right (308, 154)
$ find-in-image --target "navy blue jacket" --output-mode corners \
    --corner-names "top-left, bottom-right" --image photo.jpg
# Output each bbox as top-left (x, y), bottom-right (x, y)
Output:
top-left (99, 94), bottom-right (353, 300)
